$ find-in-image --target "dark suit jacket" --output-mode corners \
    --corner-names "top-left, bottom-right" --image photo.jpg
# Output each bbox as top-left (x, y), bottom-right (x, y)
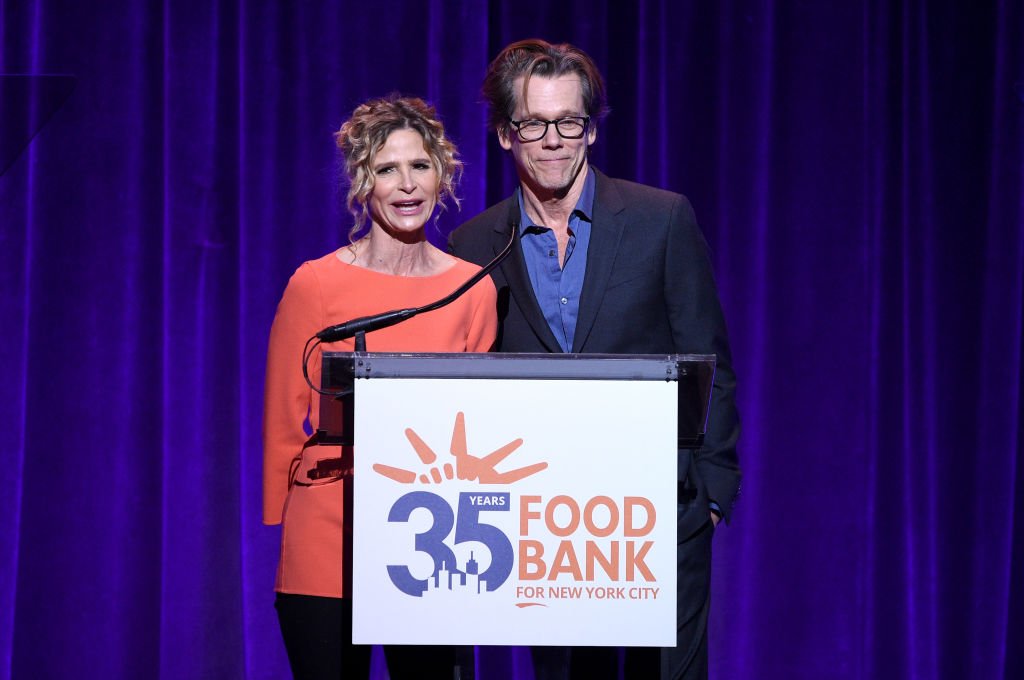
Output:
top-left (449, 168), bottom-right (740, 540)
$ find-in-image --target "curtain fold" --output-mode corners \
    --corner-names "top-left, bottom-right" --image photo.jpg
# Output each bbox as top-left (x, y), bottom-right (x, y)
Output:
top-left (1, 2), bottom-right (1021, 678)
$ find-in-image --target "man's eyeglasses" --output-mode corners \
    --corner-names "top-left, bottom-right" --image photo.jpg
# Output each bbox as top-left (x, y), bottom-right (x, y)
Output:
top-left (508, 116), bottom-right (591, 142)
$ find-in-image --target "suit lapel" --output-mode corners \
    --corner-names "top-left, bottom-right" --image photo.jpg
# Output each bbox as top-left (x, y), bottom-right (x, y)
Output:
top-left (572, 170), bottom-right (626, 352)
top-left (491, 198), bottom-right (562, 353)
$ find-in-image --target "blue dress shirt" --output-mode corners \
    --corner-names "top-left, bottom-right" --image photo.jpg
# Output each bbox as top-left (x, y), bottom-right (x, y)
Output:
top-left (517, 169), bottom-right (596, 353)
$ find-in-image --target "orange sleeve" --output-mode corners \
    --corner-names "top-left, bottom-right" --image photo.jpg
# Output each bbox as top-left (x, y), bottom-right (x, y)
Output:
top-left (262, 263), bottom-right (323, 524)
top-left (465, 274), bottom-right (498, 352)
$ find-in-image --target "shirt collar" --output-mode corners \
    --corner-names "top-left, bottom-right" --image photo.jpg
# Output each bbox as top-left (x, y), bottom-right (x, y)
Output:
top-left (517, 167), bottom-right (596, 234)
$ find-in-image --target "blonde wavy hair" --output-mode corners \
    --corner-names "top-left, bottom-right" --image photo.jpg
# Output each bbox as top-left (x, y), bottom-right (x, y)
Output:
top-left (335, 95), bottom-right (462, 242)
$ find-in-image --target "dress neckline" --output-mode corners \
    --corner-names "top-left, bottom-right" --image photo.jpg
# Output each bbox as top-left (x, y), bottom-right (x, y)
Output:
top-left (332, 249), bottom-right (460, 279)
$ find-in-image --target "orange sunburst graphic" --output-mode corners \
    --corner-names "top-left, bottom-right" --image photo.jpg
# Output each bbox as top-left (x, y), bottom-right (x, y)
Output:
top-left (372, 411), bottom-right (548, 485)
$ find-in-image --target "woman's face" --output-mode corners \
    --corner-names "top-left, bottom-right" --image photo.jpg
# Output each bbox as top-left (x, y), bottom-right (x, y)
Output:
top-left (367, 128), bottom-right (439, 239)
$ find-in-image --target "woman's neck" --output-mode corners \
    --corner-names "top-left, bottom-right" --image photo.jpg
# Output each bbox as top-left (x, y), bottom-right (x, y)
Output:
top-left (345, 229), bottom-right (449, 277)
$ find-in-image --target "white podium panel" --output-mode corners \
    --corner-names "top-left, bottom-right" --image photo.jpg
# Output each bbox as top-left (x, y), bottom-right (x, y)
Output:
top-left (352, 377), bottom-right (677, 646)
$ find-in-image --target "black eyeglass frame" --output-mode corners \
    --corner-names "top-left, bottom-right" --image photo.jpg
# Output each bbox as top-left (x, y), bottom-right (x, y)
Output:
top-left (507, 116), bottom-right (591, 142)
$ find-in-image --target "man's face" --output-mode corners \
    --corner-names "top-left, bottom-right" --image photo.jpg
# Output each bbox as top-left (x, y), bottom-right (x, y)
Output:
top-left (499, 74), bottom-right (597, 197)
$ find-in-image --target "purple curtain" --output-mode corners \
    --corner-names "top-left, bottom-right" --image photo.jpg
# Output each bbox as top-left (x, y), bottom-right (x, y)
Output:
top-left (2, 1), bottom-right (1021, 678)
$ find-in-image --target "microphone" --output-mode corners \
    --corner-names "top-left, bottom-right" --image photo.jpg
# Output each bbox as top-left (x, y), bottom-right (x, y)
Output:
top-left (314, 307), bottom-right (419, 343)
top-left (315, 214), bottom-right (519, 344)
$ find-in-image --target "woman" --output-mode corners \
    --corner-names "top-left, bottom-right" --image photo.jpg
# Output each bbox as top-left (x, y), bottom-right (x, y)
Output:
top-left (263, 95), bottom-right (497, 679)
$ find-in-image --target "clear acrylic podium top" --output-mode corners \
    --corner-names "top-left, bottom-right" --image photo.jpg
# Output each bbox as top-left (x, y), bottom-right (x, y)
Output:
top-left (317, 352), bottom-right (716, 449)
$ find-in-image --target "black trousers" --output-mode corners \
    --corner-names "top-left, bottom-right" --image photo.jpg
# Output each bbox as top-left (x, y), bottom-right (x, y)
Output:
top-left (530, 518), bottom-right (713, 680)
top-left (275, 593), bottom-right (463, 679)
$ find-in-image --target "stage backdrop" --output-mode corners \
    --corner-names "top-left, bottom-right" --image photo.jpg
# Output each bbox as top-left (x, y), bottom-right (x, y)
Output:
top-left (2, 1), bottom-right (1022, 678)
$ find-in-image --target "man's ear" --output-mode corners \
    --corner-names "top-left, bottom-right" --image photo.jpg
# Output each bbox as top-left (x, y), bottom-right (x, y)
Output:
top-left (498, 127), bottom-right (514, 151)
top-left (586, 123), bottom-right (597, 146)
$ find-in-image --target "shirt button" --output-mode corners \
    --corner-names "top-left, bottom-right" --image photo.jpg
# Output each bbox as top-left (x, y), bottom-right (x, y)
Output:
top-left (560, 297), bottom-right (568, 305)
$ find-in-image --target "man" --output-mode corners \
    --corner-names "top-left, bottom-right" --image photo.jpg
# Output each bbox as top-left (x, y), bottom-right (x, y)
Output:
top-left (448, 39), bottom-right (741, 680)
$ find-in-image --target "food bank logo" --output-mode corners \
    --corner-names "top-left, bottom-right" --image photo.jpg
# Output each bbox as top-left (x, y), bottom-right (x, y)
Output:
top-left (514, 495), bottom-right (660, 608)
top-left (372, 412), bottom-right (546, 598)
top-left (373, 411), bottom-right (547, 485)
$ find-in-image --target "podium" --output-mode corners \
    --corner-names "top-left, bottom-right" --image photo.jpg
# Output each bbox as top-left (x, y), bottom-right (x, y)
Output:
top-left (317, 352), bottom-right (715, 647)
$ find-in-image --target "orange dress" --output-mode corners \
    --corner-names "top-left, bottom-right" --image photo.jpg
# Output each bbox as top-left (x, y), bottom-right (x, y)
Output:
top-left (262, 250), bottom-right (498, 597)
